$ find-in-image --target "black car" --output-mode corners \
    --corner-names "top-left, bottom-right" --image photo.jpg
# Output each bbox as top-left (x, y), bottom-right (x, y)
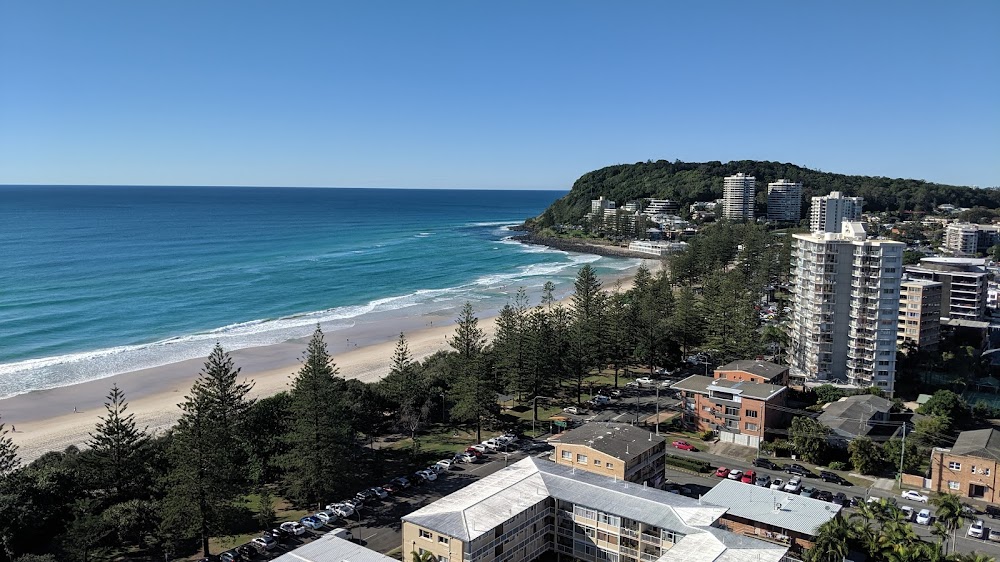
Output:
top-left (819, 470), bottom-right (850, 485)
top-left (832, 492), bottom-right (849, 506)
top-left (815, 490), bottom-right (833, 502)
top-left (984, 505), bottom-right (1000, 519)
top-left (267, 527), bottom-right (290, 543)
top-left (851, 496), bottom-right (864, 508)
top-left (784, 463), bottom-right (813, 477)
top-left (391, 476), bottom-right (411, 488)
top-left (752, 458), bottom-right (779, 470)
top-left (219, 550), bottom-right (243, 562)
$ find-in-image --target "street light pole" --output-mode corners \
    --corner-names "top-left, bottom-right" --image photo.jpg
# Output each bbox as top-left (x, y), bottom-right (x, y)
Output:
top-left (655, 385), bottom-right (660, 435)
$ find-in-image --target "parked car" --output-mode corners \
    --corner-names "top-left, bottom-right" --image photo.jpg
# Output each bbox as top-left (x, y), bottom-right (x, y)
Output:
top-left (300, 515), bottom-right (323, 529)
top-left (355, 488), bottom-right (377, 501)
top-left (342, 498), bottom-right (364, 510)
top-left (563, 406), bottom-right (580, 415)
top-left (672, 440), bottom-right (697, 451)
top-left (741, 470), bottom-right (756, 484)
top-left (315, 510), bottom-right (338, 525)
top-left (435, 459), bottom-right (453, 470)
top-left (418, 469), bottom-right (438, 481)
top-left (370, 487), bottom-right (389, 499)
top-left (327, 503), bottom-right (355, 518)
top-left (254, 534), bottom-right (278, 551)
top-left (800, 486), bottom-right (816, 498)
top-left (381, 482), bottom-right (400, 494)
top-left (219, 552), bottom-right (242, 562)
top-left (752, 458), bottom-right (779, 470)
top-left (819, 470), bottom-right (850, 486)
top-left (832, 492), bottom-right (849, 506)
top-left (727, 469), bottom-right (744, 481)
top-left (783, 478), bottom-right (801, 493)
top-left (900, 506), bottom-right (914, 521)
top-left (392, 476), bottom-right (412, 488)
top-left (769, 478), bottom-right (783, 490)
top-left (968, 520), bottom-right (985, 539)
top-left (635, 377), bottom-right (653, 386)
top-left (784, 464), bottom-right (812, 477)
top-left (815, 490), bottom-right (833, 502)
top-left (624, 382), bottom-right (640, 389)
top-left (281, 521), bottom-right (307, 536)
top-left (266, 528), bottom-right (289, 543)
top-left (755, 474), bottom-right (771, 487)
top-left (236, 545), bottom-right (257, 559)
top-left (591, 395), bottom-right (612, 407)
top-left (916, 509), bottom-right (932, 525)
top-left (715, 467), bottom-right (730, 478)
top-left (469, 444), bottom-right (488, 454)
top-left (901, 490), bottom-right (929, 503)
top-left (610, 389), bottom-right (623, 397)
top-left (990, 528), bottom-right (1000, 542)
top-left (850, 496), bottom-right (864, 508)
top-left (985, 506), bottom-right (1000, 519)
top-left (458, 452), bottom-right (478, 463)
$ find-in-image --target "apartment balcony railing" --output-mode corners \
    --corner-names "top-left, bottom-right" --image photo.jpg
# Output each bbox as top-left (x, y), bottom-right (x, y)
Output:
top-left (640, 534), bottom-right (661, 546)
top-left (621, 528), bottom-right (639, 539)
top-left (640, 553), bottom-right (660, 562)
top-left (620, 546), bottom-right (639, 558)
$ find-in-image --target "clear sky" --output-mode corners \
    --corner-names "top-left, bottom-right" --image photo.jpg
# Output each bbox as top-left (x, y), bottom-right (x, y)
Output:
top-left (1, 1), bottom-right (997, 189)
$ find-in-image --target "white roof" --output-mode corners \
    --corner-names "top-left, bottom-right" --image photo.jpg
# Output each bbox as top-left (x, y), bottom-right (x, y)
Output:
top-left (404, 457), bottom-right (787, 562)
top-left (271, 535), bottom-right (397, 562)
top-left (699, 479), bottom-right (841, 536)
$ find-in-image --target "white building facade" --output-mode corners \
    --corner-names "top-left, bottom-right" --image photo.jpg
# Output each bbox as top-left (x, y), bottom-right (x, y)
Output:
top-left (809, 191), bottom-right (864, 233)
top-left (787, 222), bottom-right (904, 395)
top-left (766, 179), bottom-right (802, 223)
top-left (722, 173), bottom-right (756, 221)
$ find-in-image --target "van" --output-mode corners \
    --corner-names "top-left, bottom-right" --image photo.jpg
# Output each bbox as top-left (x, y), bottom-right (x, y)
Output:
top-left (330, 528), bottom-right (354, 541)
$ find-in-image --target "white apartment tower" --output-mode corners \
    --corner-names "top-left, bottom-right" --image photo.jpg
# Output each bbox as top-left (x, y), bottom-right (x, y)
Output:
top-left (723, 173), bottom-right (756, 221)
top-left (788, 222), bottom-right (904, 395)
top-left (766, 179), bottom-right (802, 222)
top-left (810, 191), bottom-right (864, 233)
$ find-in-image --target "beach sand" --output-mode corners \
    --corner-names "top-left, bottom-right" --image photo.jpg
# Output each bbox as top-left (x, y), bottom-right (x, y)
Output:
top-left (2, 262), bottom-right (659, 462)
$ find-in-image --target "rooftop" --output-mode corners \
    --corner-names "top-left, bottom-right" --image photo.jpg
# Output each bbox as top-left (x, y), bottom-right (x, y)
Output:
top-left (922, 257), bottom-right (989, 266)
top-left (671, 375), bottom-right (786, 401)
top-left (403, 457), bottom-right (787, 562)
top-left (699, 479), bottom-right (842, 537)
top-left (950, 428), bottom-right (1000, 461)
top-left (817, 395), bottom-right (894, 439)
top-left (552, 423), bottom-right (665, 462)
top-left (716, 360), bottom-right (788, 380)
top-left (272, 535), bottom-right (397, 562)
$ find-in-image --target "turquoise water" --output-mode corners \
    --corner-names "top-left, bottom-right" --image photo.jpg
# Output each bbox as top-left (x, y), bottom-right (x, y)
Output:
top-left (0, 186), bottom-right (639, 398)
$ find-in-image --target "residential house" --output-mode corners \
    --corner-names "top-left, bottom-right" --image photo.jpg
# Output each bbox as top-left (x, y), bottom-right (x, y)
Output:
top-left (930, 428), bottom-right (1000, 503)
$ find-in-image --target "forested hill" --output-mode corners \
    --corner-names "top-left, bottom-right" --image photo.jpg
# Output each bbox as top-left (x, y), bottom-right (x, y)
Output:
top-left (532, 160), bottom-right (996, 225)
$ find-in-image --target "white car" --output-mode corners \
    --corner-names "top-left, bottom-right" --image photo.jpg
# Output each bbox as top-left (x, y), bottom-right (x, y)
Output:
top-left (636, 377), bottom-right (653, 386)
top-left (901, 490), bottom-right (929, 503)
top-left (769, 478), bottom-right (783, 490)
top-left (969, 520), bottom-right (985, 539)
top-left (280, 521), bottom-right (306, 536)
top-left (727, 469), bottom-right (743, 481)
top-left (916, 509), bottom-right (932, 525)
top-left (783, 478), bottom-right (802, 493)
top-left (901, 505), bottom-right (914, 521)
top-left (469, 444), bottom-right (488, 453)
top-left (458, 452), bottom-right (477, 463)
top-left (369, 487), bottom-right (388, 499)
top-left (326, 503), bottom-right (354, 517)
top-left (315, 511), bottom-right (337, 525)
top-left (418, 469), bottom-right (437, 481)
top-left (252, 536), bottom-right (277, 551)
top-left (562, 406), bottom-right (580, 415)
top-left (435, 459), bottom-right (453, 470)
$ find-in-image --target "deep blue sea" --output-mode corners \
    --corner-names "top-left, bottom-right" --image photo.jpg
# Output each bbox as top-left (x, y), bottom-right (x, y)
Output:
top-left (0, 186), bottom-right (639, 399)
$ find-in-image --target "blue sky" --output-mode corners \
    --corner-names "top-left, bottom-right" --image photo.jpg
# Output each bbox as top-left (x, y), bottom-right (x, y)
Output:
top-left (1, 1), bottom-right (997, 189)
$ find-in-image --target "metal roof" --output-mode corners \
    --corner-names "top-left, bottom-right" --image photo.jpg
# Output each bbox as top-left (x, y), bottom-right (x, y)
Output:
top-left (951, 428), bottom-right (1000, 461)
top-left (403, 457), bottom-right (788, 562)
top-left (699, 479), bottom-right (841, 537)
top-left (670, 375), bottom-right (786, 401)
top-left (817, 395), bottom-right (894, 439)
top-left (552, 423), bottom-right (665, 463)
top-left (271, 535), bottom-right (397, 562)
top-left (715, 360), bottom-right (788, 380)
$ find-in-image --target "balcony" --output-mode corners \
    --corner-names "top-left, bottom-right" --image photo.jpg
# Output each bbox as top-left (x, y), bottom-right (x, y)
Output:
top-left (621, 528), bottom-right (639, 539)
top-left (640, 553), bottom-right (660, 562)
top-left (640, 533), bottom-right (661, 546)
top-left (620, 546), bottom-right (639, 558)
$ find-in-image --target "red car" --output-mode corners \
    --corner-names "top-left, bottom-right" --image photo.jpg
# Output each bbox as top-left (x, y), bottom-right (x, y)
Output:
top-left (465, 447), bottom-right (484, 457)
top-left (672, 440), bottom-right (697, 452)
top-left (715, 466), bottom-right (730, 478)
top-left (741, 470), bottom-right (756, 484)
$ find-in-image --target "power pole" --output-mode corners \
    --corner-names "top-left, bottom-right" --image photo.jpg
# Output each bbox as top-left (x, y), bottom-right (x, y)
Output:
top-left (898, 422), bottom-right (907, 489)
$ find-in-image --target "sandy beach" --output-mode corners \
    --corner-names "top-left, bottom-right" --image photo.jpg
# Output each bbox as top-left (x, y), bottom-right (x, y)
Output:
top-left (2, 263), bottom-right (658, 462)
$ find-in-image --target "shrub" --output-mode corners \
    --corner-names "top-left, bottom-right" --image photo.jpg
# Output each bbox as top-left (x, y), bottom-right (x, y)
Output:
top-left (665, 454), bottom-right (711, 473)
top-left (828, 461), bottom-right (849, 471)
top-left (700, 430), bottom-right (715, 441)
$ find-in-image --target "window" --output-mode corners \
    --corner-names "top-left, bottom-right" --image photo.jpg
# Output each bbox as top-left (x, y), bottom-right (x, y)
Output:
top-left (745, 409), bottom-right (758, 418)
top-left (594, 459), bottom-right (602, 466)
top-left (419, 529), bottom-right (432, 540)
top-left (573, 505), bottom-right (597, 520)
top-left (577, 454), bottom-right (588, 464)
top-left (883, 288), bottom-right (895, 294)
top-left (972, 465), bottom-right (978, 474)
top-left (606, 462), bottom-right (614, 469)
top-left (438, 536), bottom-right (449, 545)
top-left (949, 461), bottom-right (962, 470)
top-left (949, 481), bottom-right (961, 490)
top-left (725, 406), bottom-right (739, 416)
top-left (745, 422), bottom-right (759, 431)
top-left (562, 451), bottom-right (572, 460)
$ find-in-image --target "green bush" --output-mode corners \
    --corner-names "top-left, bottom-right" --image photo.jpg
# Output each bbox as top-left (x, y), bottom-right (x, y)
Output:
top-left (700, 430), bottom-right (715, 441)
top-left (665, 454), bottom-right (711, 473)
top-left (828, 461), bottom-right (848, 471)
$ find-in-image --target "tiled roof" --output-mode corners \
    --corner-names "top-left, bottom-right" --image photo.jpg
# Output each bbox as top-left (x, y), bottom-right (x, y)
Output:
top-left (951, 428), bottom-right (1000, 461)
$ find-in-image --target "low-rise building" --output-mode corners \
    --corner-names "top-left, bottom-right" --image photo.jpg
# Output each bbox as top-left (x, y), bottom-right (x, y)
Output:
top-left (930, 428), bottom-right (1000, 503)
top-left (273, 535), bottom-right (396, 562)
top-left (714, 360), bottom-right (789, 386)
top-left (671, 375), bottom-right (787, 449)
top-left (550, 423), bottom-right (666, 488)
top-left (401, 457), bottom-right (789, 562)
top-left (627, 241), bottom-right (688, 257)
top-left (700, 479), bottom-right (842, 552)
top-left (816, 395), bottom-right (901, 446)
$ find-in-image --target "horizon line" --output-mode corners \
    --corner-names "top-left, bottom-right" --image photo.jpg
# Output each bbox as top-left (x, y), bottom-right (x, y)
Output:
top-left (0, 183), bottom-right (570, 192)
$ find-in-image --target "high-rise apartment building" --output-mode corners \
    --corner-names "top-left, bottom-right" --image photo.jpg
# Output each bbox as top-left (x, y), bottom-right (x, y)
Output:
top-left (766, 179), bottom-right (802, 222)
top-left (944, 223), bottom-right (1000, 256)
top-left (897, 279), bottom-right (942, 351)
top-left (809, 191), bottom-right (864, 233)
top-left (722, 173), bottom-right (755, 221)
top-left (787, 222), bottom-right (904, 394)
top-left (904, 257), bottom-right (989, 320)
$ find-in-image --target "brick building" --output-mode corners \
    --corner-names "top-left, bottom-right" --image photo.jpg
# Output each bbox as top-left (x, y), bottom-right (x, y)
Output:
top-left (714, 360), bottom-right (789, 385)
top-left (550, 423), bottom-right (666, 488)
top-left (671, 375), bottom-right (787, 449)
top-left (930, 428), bottom-right (1000, 503)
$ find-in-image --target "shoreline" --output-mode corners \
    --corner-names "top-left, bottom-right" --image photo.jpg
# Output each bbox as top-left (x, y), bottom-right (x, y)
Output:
top-left (2, 260), bottom-right (657, 463)
top-left (511, 232), bottom-right (660, 260)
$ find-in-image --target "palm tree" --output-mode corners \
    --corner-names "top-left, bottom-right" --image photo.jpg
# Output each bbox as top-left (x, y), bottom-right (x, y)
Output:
top-left (411, 551), bottom-right (436, 562)
top-left (807, 516), bottom-right (853, 562)
top-left (949, 554), bottom-right (995, 562)
top-left (931, 492), bottom-right (967, 554)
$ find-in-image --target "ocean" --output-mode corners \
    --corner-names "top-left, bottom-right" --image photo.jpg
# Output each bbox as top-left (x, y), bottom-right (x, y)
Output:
top-left (0, 186), bottom-right (640, 399)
